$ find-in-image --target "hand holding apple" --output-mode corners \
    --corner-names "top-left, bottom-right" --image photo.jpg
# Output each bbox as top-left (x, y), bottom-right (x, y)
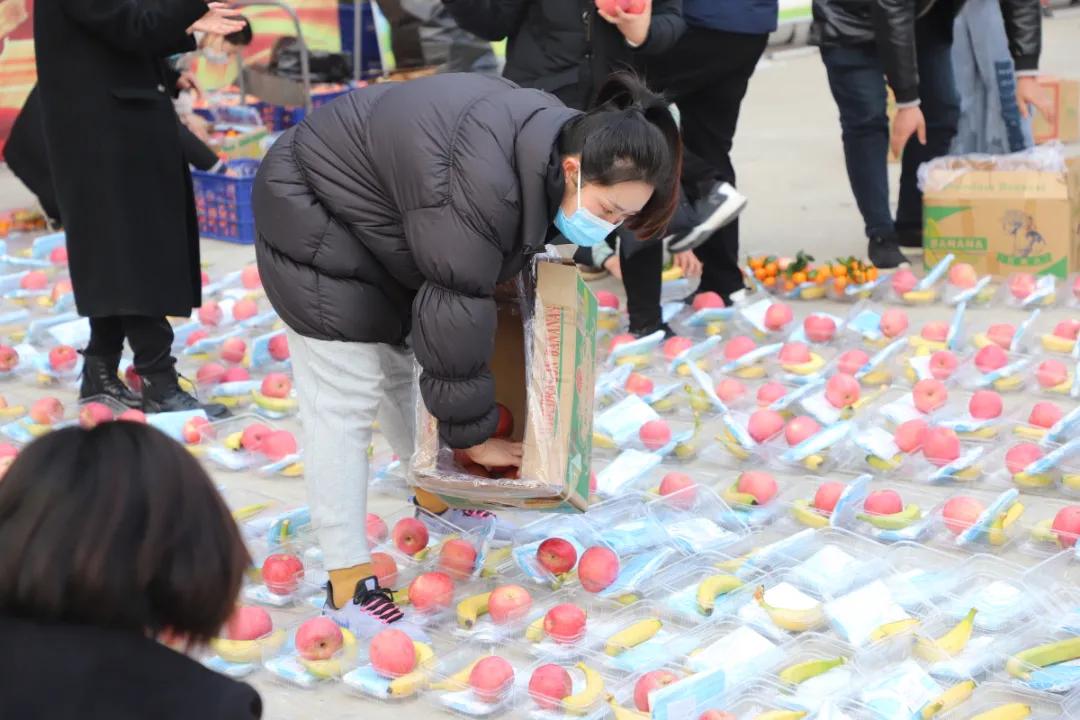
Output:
top-left (596, 0), bottom-right (650, 46)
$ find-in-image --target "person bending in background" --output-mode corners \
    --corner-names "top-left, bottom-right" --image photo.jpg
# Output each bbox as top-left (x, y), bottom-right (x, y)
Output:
top-left (811, 0), bottom-right (1042, 267)
top-left (34, 0), bottom-right (244, 417)
top-left (0, 422), bottom-right (261, 719)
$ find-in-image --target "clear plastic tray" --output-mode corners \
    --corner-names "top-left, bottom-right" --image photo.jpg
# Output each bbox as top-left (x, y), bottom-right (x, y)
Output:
top-left (953, 682), bottom-right (1070, 719)
top-left (425, 645), bottom-right (528, 718)
top-left (519, 657), bottom-right (614, 720)
top-left (261, 616), bottom-right (364, 688)
top-left (644, 484), bottom-right (750, 556)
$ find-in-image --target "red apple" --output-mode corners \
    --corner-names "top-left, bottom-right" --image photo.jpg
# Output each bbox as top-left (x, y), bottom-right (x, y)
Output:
top-left (261, 373), bottom-right (292, 398)
top-left (663, 336), bottom-right (693, 361)
top-left (639, 419), bottom-right (671, 451)
top-left (804, 314), bottom-right (837, 343)
top-left (1005, 443), bottom-right (1043, 475)
top-left (610, 334), bottom-right (636, 352)
top-left (1029, 401), bottom-right (1063, 428)
top-left (785, 415), bottom-right (821, 446)
top-left (408, 572), bottom-right (454, 612)
top-left (198, 300), bottom-right (223, 327)
top-left (50, 279), bottom-right (73, 303)
top-left (825, 373), bottom-right (860, 408)
top-left (371, 552), bottom-right (398, 587)
top-left (1008, 272), bottom-right (1036, 299)
top-left (488, 584), bottom-right (533, 624)
top-left (1053, 319), bottom-right (1080, 341)
top-left (913, 379), bottom-right (948, 414)
top-left (196, 362), bottom-right (227, 386)
top-left (1036, 359), bottom-right (1069, 388)
top-left (367, 513), bottom-right (388, 545)
top-left (987, 323), bottom-right (1015, 349)
top-left (537, 538), bottom-right (578, 575)
top-left (757, 381), bottom-right (787, 406)
top-left (813, 481), bottom-right (845, 513)
top-left (233, 298), bottom-right (259, 321)
top-left (117, 409), bottom-right (147, 424)
top-left (634, 670), bottom-right (680, 712)
top-left (699, 712), bottom-right (737, 720)
top-left (929, 350), bottom-right (959, 381)
top-left (737, 471), bottom-right (778, 504)
top-left (222, 366), bottom-right (250, 383)
top-left (261, 430), bottom-right (298, 461)
top-left (715, 378), bottom-right (747, 404)
top-left (494, 403), bottom-right (514, 438)
top-left (241, 264), bottom-right (262, 289)
top-left (724, 335), bottom-right (757, 360)
top-left (29, 397), bottom-right (63, 425)
top-left (923, 427), bottom-right (961, 466)
top-left (921, 322), bottom-right (949, 342)
top-left (880, 308), bottom-right (909, 338)
top-left (625, 373), bottom-right (655, 396)
top-left (894, 418), bottom-right (928, 453)
top-left (1051, 506), bottom-right (1080, 548)
top-left (942, 496), bottom-right (985, 535)
top-left (296, 616), bottom-right (345, 662)
top-left (837, 349), bottom-right (870, 376)
top-left (969, 390), bottom-right (1003, 419)
top-left (261, 553), bottom-right (304, 595)
top-left (438, 538), bottom-right (478, 578)
top-left (692, 291), bottom-right (725, 311)
top-left (891, 268), bottom-right (918, 295)
top-left (578, 546), bottom-right (619, 593)
top-left (0, 344), bottom-right (19, 372)
top-left (595, 290), bottom-right (620, 310)
top-left (220, 337), bottom-right (247, 364)
top-left (225, 606), bottom-right (272, 641)
top-left (469, 656), bottom-right (515, 703)
top-left (182, 416), bottom-right (211, 445)
top-left (393, 517), bottom-right (430, 556)
top-left (529, 664), bottom-right (573, 711)
top-left (544, 603), bottom-right (587, 643)
top-left (240, 423), bottom-right (271, 451)
top-left (659, 471), bottom-right (697, 510)
top-left (186, 329), bottom-right (209, 347)
top-left (369, 627), bottom-right (415, 677)
top-left (747, 409), bottom-right (785, 443)
top-left (48, 345), bottom-right (77, 372)
top-left (268, 333), bottom-right (290, 361)
top-left (864, 489), bottom-right (903, 516)
top-left (79, 402), bottom-right (113, 429)
top-left (49, 246), bottom-right (68, 265)
top-left (948, 263), bottom-right (978, 289)
top-left (20, 270), bottom-right (48, 291)
top-left (764, 302), bottom-right (793, 331)
top-left (974, 345), bottom-right (1008, 373)
top-left (778, 342), bottom-right (812, 364)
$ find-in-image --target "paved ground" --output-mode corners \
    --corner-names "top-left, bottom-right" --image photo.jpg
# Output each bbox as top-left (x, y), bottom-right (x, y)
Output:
top-left (1, 11), bottom-right (1079, 718)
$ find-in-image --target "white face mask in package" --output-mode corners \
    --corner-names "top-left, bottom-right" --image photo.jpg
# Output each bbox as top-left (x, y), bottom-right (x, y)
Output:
top-left (859, 660), bottom-right (942, 720)
top-left (824, 580), bottom-right (910, 647)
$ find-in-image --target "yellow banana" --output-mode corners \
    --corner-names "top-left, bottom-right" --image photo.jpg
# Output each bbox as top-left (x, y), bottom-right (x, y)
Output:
top-left (1041, 334), bottom-right (1077, 353)
top-left (673, 440), bottom-right (697, 460)
top-left (661, 266), bottom-right (683, 282)
top-left (615, 593), bottom-right (639, 606)
top-left (0, 405), bottom-right (25, 419)
top-left (280, 461), bottom-right (304, 477)
top-left (1030, 518), bottom-right (1057, 544)
top-left (26, 421), bottom-right (52, 437)
top-left (1006, 636), bottom-right (1080, 679)
top-left (390, 588), bottom-right (409, 606)
top-left (562, 663), bottom-right (605, 715)
top-left (456, 592), bottom-right (491, 628)
top-left (778, 656), bottom-right (846, 684)
top-left (717, 431), bottom-right (752, 460)
top-left (993, 374), bottom-right (1024, 392)
top-left (734, 364), bottom-right (767, 379)
top-left (387, 642), bottom-right (436, 697)
top-left (754, 712), bottom-right (808, 720)
top-left (705, 321), bottom-right (725, 336)
top-left (970, 704), bottom-right (1031, 720)
top-left (799, 285), bottom-right (827, 300)
top-left (696, 574), bottom-right (744, 615)
top-left (430, 658), bottom-right (482, 692)
top-left (861, 369), bottom-right (892, 386)
top-left (598, 316), bottom-right (620, 332)
top-left (869, 617), bottom-right (920, 642)
top-left (299, 628), bottom-right (358, 678)
top-left (781, 353), bottom-right (826, 376)
top-left (920, 679), bottom-right (976, 718)
top-left (1063, 474), bottom-right (1080, 491)
top-left (593, 432), bottom-right (617, 450)
top-left (605, 618), bottom-right (662, 656)
top-left (790, 498), bottom-right (830, 529)
top-left (914, 608), bottom-right (977, 661)
top-left (902, 290), bottom-right (937, 304)
top-left (803, 453), bottom-right (826, 471)
top-left (1013, 425), bottom-right (1047, 440)
top-left (224, 431), bottom-right (243, 451)
top-left (482, 546), bottom-right (512, 577)
top-left (971, 332), bottom-right (994, 349)
top-left (607, 695), bottom-right (650, 720)
top-left (959, 426), bottom-right (999, 440)
top-left (987, 502), bottom-right (1024, 546)
top-left (1012, 470), bottom-right (1055, 489)
top-left (211, 628), bottom-right (286, 664)
top-left (675, 359), bottom-right (708, 377)
top-left (716, 553), bottom-right (752, 573)
top-left (754, 586), bottom-right (825, 632)
top-left (909, 336), bottom-right (947, 352)
top-left (526, 617), bottom-right (545, 643)
top-left (723, 482), bottom-right (759, 507)
top-left (251, 390), bottom-right (298, 414)
top-left (857, 504), bottom-right (922, 531)
top-left (866, 453), bottom-right (904, 471)
top-left (231, 502), bottom-right (271, 522)
top-left (651, 396), bottom-right (679, 413)
top-left (614, 354), bottom-right (651, 369)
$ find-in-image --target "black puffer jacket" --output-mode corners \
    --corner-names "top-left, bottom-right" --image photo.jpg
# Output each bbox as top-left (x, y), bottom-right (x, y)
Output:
top-left (811, 0), bottom-right (1040, 104)
top-left (443, 0), bottom-right (684, 111)
top-left (253, 74), bottom-right (579, 448)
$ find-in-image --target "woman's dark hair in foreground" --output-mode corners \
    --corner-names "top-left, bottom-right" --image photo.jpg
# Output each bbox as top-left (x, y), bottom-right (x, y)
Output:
top-left (0, 422), bottom-right (250, 645)
top-left (558, 72), bottom-right (684, 241)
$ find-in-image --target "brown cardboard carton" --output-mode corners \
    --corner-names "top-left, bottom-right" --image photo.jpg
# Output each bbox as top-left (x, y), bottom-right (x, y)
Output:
top-left (1032, 77), bottom-right (1080, 145)
top-left (411, 259), bottom-right (597, 512)
top-left (923, 159), bottom-right (1080, 278)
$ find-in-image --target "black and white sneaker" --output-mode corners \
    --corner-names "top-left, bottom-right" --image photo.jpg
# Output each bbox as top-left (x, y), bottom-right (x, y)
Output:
top-left (666, 181), bottom-right (747, 254)
top-left (868, 235), bottom-right (911, 270)
top-left (324, 575), bottom-right (421, 640)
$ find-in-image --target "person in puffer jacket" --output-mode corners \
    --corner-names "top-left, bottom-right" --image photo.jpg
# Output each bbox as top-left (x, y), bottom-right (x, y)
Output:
top-left (252, 72), bottom-right (681, 638)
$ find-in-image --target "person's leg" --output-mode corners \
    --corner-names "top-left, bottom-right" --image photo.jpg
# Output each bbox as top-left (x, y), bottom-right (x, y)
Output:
top-left (127, 316), bottom-right (228, 417)
top-left (81, 316), bottom-right (140, 406)
top-left (375, 341), bottom-right (418, 466)
top-left (896, 33), bottom-right (961, 242)
top-left (85, 316), bottom-right (125, 358)
top-left (619, 229), bottom-right (666, 336)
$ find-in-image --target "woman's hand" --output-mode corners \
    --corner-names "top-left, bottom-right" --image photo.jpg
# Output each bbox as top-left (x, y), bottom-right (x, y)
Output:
top-left (1016, 76), bottom-right (1055, 123)
top-left (188, 3), bottom-right (246, 36)
top-left (603, 254), bottom-right (623, 279)
top-left (598, 0), bottom-right (652, 47)
top-left (177, 71), bottom-right (202, 99)
top-left (465, 438), bottom-right (523, 468)
top-left (673, 250), bottom-right (702, 278)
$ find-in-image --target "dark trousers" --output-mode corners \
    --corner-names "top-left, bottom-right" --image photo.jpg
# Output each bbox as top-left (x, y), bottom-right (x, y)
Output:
top-left (86, 316), bottom-right (175, 375)
top-left (645, 25), bottom-right (769, 300)
top-left (821, 35), bottom-right (960, 239)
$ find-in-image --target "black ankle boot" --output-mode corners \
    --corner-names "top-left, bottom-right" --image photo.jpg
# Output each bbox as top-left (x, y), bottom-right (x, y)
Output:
top-left (80, 353), bottom-right (142, 409)
top-left (141, 370), bottom-right (230, 418)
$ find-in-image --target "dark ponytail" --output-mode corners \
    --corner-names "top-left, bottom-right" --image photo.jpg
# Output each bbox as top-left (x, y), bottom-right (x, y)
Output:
top-left (557, 72), bottom-right (683, 241)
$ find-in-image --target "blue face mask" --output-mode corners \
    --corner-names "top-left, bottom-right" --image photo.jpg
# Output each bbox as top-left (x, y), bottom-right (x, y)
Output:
top-left (554, 171), bottom-right (621, 248)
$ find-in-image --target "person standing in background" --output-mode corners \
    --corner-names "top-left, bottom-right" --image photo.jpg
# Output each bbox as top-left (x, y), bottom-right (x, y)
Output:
top-left (33, 1), bottom-right (243, 416)
top-left (811, 0), bottom-right (1042, 266)
top-left (376, 0), bottom-right (501, 74)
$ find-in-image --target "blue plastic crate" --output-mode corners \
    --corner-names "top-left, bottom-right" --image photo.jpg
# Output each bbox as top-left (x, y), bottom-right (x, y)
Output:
top-left (252, 86), bottom-right (353, 131)
top-left (192, 159), bottom-right (260, 244)
top-left (338, 1), bottom-right (383, 78)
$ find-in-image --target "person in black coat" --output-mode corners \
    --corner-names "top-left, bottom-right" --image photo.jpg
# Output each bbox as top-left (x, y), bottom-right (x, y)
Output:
top-left (0, 423), bottom-right (260, 719)
top-left (33, 0), bottom-right (243, 416)
top-left (253, 73), bottom-right (681, 632)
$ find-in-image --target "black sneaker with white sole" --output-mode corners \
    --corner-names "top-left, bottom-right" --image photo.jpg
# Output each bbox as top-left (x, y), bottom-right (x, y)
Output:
top-left (666, 181), bottom-right (747, 254)
top-left (868, 235), bottom-right (911, 270)
top-left (323, 575), bottom-right (422, 640)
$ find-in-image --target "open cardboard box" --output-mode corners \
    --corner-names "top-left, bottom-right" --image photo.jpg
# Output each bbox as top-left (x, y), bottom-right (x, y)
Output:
top-left (411, 259), bottom-right (597, 512)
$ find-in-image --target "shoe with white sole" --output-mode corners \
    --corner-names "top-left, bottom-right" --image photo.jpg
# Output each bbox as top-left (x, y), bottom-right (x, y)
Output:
top-left (666, 181), bottom-right (747, 254)
top-left (323, 575), bottom-right (427, 641)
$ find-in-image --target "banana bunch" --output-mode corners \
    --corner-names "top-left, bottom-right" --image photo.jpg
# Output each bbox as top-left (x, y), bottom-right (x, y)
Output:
top-left (902, 289), bottom-right (938, 304)
top-left (561, 663), bottom-right (605, 715)
top-left (1041, 333), bottom-right (1077, 354)
top-left (778, 656), bottom-right (846, 685)
top-left (696, 574), bottom-right (744, 615)
top-left (604, 618), bottom-right (662, 656)
top-left (987, 502), bottom-right (1024, 546)
top-left (298, 628), bottom-right (358, 679)
top-left (252, 389), bottom-right (298, 414)
top-left (456, 591), bottom-right (491, 628)
top-left (790, 499), bottom-right (830, 529)
top-left (607, 695), bottom-right (650, 720)
top-left (754, 586), bottom-right (825, 632)
top-left (920, 679), bottom-right (976, 718)
top-left (1006, 636), bottom-right (1080, 680)
top-left (781, 352), bottom-right (826, 376)
top-left (914, 608), bottom-right (977, 661)
top-left (387, 642), bottom-right (436, 697)
top-left (211, 628), bottom-right (287, 664)
top-left (970, 704), bottom-right (1031, 720)
top-left (857, 504), bottom-right (922, 530)
top-left (869, 617), bottom-right (920, 643)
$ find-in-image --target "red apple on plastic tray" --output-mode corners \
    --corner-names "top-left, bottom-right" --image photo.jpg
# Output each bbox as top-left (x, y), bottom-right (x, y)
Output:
top-left (693, 291), bottom-right (724, 311)
top-left (813, 481), bottom-right (845, 513)
top-left (929, 350), bottom-right (958, 381)
top-left (969, 390), bottom-right (1003, 419)
top-left (182, 416), bottom-right (211, 445)
top-left (724, 335), bottom-right (756, 360)
top-left (366, 512), bottom-right (388, 544)
top-left (942, 495), bottom-right (985, 535)
top-left (921, 322), bottom-right (949, 342)
top-left (804, 314), bottom-right (836, 343)
top-left (577, 546), bottom-right (619, 593)
top-left (186, 329), bottom-right (209, 347)
top-left (894, 418), bottom-right (928, 453)
top-left (987, 323), bottom-right (1015, 349)
top-left (1005, 443), bottom-right (1043, 475)
top-left (29, 397), bottom-right (63, 425)
top-left (1053, 319), bottom-right (1080, 341)
top-left (268, 334), bottom-right (290, 361)
top-left (370, 628), bottom-right (415, 677)
top-left (974, 345), bottom-right (1008, 373)
top-left (757, 381), bottom-right (787, 406)
top-left (392, 517), bottom-right (429, 556)
top-left (225, 605), bottom-right (273, 641)
top-left (891, 268), bottom-right (918, 295)
top-left (222, 367), bottom-right (250, 383)
top-left (913, 379), bottom-right (947, 414)
top-left (659, 471), bottom-right (697, 509)
top-left (529, 664), bottom-right (573, 710)
top-left (49, 246), bottom-right (68, 265)
top-left (261, 373), bottom-right (292, 398)
top-left (634, 670), bottom-right (680, 712)
top-left (407, 572), bottom-right (454, 612)
top-left (737, 471), bottom-right (778, 504)
top-left (537, 537), bottom-right (578, 575)
top-left (488, 584), bottom-right (533, 624)
top-left (1052, 506), bottom-right (1080, 548)
top-left (261, 553), bottom-right (304, 595)
top-left (261, 430), bottom-right (297, 461)
top-left (233, 298), bottom-right (259, 321)
top-left (470, 656), bottom-right (515, 703)
top-left (438, 538), bottom-right (478, 578)
top-left (639, 419), bottom-right (671, 451)
top-left (764, 302), bottom-right (793, 331)
top-left (1036, 359), bottom-right (1069, 388)
top-left (595, 290), bottom-right (620, 310)
top-left (79, 402), bottom-right (113, 429)
top-left (663, 336), bottom-right (693, 361)
top-left (544, 603), bottom-right (587, 643)
top-left (241, 264), bottom-right (262, 289)
top-left (51, 279), bottom-right (73, 303)
top-left (1029, 401), bottom-right (1063, 428)
top-left (1008, 272), bottom-right (1036, 299)
top-left (923, 427), bottom-right (961, 466)
top-left (240, 423), bottom-right (271, 451)
top-left (785, 415), bottom-right (820, 446)
top-left (221, 337), bottom-right (247, 364)
top-left (198, 300), bottom-right (223, 327)
top-left (747, 409), bottom-right (785, 443)
top-left (0, 344), bottom-right (19, 372)
top-left (825, 373), bottom-right (860, 408)
top-left (48, 345), bottom-right (77, 372)
top-left (880, 308), bottom-right (909, 338)
top-left (372, 552), bottom-right (398, 587)
top-left (20, 270), bottom-right (48, 291)
top-left (296, 616), bottom-right (344, 661)
top-left (196, 362), bottom-right (226, 386)
top-left (864, 489), bottom-right (903, 516)
top-left (948, 263), bottom-right (978, 289)
top-left (715, 378), bottom-right (746, 404)
top-left (779, 342), bottom-right (811, 365)
top-left (837, 349), bottom-right (870, 376)
top-left (625, 373), bottom-right (654, 396)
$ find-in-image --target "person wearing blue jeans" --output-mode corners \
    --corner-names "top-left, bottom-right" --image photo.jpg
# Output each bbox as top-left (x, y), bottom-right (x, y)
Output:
top-left (811, 0), bottom-right (1042, 268)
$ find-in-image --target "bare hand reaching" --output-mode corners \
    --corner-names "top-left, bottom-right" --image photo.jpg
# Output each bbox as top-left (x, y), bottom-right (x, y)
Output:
top-left (177, 71), bottom-right (202, 99)
top-left (598, 0), bottom-right (652, 47)
top-left (1016, 75), bottom-right (1055, 123)
top-left (188, 3), bottom-right (246, 36)
top-left (673, 250), bottom-right (702, 278)
top-left (465, 438), bottom-right (523, 469)
top-left (890, 106), bottom-right (926, 159)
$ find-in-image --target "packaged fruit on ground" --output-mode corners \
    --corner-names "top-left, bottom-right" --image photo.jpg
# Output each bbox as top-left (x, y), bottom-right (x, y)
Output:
top-left (206, 605), bottom-right (287, 676)
top-left (771, 635), bottom-right (860, 712)
top-left (853, 486), bottom-right (937, 543)
top-left (509, 518), bottom-right (595, 588)
top-left (523, 601), bottom-right (592, 657)
top-left (1, 395), bottom-right (69, 444)
top-left (720, 471), bottom-right (786, 527)
top-left (1025, 504), bottom-right (1080, 554)
top-left (525, 660), bottom-right (609, 717)
top-left (262, 617), bottom-right (360, 688)
top-left (788, 476), bottom-right (871, 530)
top-left (595, 602), bottom-right (699, 673)
top-left (770, 418), bottom-right (858, 475)
top-left (430, 650), bottom-right (519, 715)
top-left (1029, 356), bottom-right (1078, 397)
top-left (939, 556), bottom-right (1037, 633)
top-left (825, 257), bottom-right (884, 302)
top-left (1040, 319), bottom-right (1080, 354)
top-left (251, 372), bottom-right (299, 418)
top-left (1012, 401), bottom-right (1078, 442)
top-left (198, 414), bottom-right (303, 476)
top-left (945, 265), bottom-right (996, 306)
top-left (243, 552), bottom-right (315, 607)
top-left (993, 435), bottom-right (1080, 493)
top-left (770, 342), bottom-right (833, 385)
top-left (607, 331), bottom-right (664, 370)
top-left (935, 489), bottom-right (1025, 552)
top-left (652, 555), bottom-right (760, 623)
top-left (780, 526), bottom-right (883, 599)
top-left (959, 345), bottom-right (1033, 393)
top-left (1001, 272), bottom-right (1057, 308)
top-left (453, 583), bottom-right (540, 643)
top-left (905, 427), bottom-right (988, 485)
top-left (381, 504), bottom-right (493, 570)
top-left (950, 682), bottom-right (1068, 719)
top-left (741, 582), bottom-right (828, 639)
top-left (645, 484), bottom-right (750, 555)
top-left (342, 630), bottom-right (438, 700)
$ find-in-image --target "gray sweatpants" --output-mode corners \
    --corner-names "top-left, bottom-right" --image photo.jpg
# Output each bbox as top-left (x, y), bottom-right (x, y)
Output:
top-left (288, 330), bottom-right (416, 570)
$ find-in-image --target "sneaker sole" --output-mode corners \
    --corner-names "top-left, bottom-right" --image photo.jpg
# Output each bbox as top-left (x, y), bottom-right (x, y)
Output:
top-left (667, 194), bottom-right (748, 254)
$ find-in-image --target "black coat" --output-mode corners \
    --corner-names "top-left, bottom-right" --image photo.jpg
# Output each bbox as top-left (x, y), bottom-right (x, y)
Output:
top-left (2, 86), bottom-right (61, 223)
top-left (443, 0), bottom-right (685, 111)
top-left (253, 74), bottom-right (578, 448)
top-left (0, 616), bottom-right (262, 719)
top-left (811, 0), bottom-right (1041, 104)
top-left (33, 0), bottom-right (209, 318)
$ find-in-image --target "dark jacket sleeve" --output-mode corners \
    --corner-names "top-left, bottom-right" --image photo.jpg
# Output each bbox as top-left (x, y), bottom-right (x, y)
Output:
top-left (58, 0), bottom-right (204, 58)
top-left (999, 0), bottom-right (1041, 71)
top-left (442, 0), bottom-right (531, 41)
top-left (871, 0), bottom-right (919, 104)
top-left (636, 0), bottom-right (686, 55)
